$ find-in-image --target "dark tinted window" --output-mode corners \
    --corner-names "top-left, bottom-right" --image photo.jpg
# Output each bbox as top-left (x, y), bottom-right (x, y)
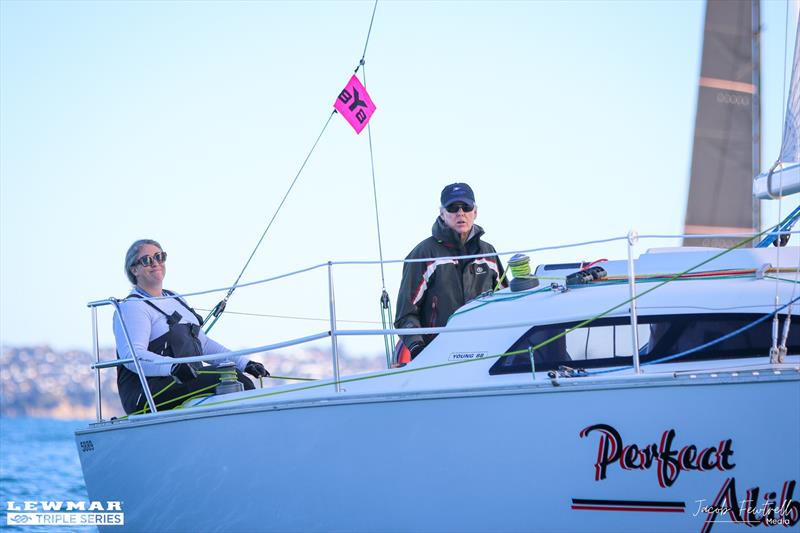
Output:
top-left (489, 314), bottom-right (799, 375)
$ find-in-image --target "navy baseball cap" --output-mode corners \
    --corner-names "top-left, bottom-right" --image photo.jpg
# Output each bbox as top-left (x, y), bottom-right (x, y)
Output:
top-left (440, 182), bottom-right (475, 207)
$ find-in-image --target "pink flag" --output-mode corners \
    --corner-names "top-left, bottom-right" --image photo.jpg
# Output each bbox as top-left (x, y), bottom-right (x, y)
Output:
top-left (334, 75), bottom-right (376, 134)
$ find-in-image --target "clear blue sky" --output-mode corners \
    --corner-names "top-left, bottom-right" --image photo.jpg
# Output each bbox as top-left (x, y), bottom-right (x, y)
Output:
top-left (1, 0), bottom-right (797, 357)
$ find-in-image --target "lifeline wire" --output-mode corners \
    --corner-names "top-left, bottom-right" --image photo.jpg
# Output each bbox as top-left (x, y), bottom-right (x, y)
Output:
top-left (105, 222), bottom-right (798, 419)
top-left (136, 277), bottom-right (800, 415)
top-left (93, 229), bottom-right (800, 308)
top-left (193, 293), bottom-right (800, 412)
top-left (186, 228), bottom-right (790, 411)
top-left (196, 308), bottom-right (381, 325)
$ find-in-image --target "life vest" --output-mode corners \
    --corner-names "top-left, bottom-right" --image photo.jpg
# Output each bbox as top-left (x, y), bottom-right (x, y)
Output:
top-left (116, 290), bottom-right (206, 413)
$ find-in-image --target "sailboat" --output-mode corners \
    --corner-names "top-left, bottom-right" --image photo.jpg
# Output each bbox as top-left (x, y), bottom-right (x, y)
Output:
top-left (72, 2), bottom-right (800, 532)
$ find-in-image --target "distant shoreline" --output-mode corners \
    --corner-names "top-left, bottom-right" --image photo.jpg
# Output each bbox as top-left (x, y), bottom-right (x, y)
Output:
top-left (1, 345), bottom-right (383, 420)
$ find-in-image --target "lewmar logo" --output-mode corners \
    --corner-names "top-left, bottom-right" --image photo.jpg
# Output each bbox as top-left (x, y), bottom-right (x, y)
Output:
top-left (5, 500), bottom-right (124, 527)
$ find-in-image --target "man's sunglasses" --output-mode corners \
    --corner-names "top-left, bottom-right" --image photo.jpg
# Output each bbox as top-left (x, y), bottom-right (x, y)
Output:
top-left (133, 251), bottom-right (167, 267)
top-left (445, 203), bottom-right (475, 213)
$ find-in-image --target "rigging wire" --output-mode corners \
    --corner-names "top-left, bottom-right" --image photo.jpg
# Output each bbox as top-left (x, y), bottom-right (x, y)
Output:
top-left (355, 0), bottom-right (379, 75)
top-left (364, 66), bottom-right (387, 291)
top-left (204, 110), bottom-right (337, 333)
top-left (352, 0), bottom-right (396, 366)
top-left (205, 0), bottom-right (381, 336)
top-left (757, 204), bottom-right (800, 246)
top-left (780, 255), bottom-right (800, 355)
top-left (356, 3), bottom-right (384, 284)
top-left (769, 0), bottom-right (796, 355)
top-left (363, 63), bottom-right (396, 367)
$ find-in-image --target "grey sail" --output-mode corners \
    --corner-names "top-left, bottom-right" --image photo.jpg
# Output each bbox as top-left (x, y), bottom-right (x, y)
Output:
top-left (753, 17), bottom-right (800, 199)
top-left (684, 0), bottom-right (760, 247)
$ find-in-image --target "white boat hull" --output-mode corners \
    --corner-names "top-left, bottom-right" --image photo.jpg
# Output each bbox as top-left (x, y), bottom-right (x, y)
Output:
top-left (76, 366), bottom-right (800, 532)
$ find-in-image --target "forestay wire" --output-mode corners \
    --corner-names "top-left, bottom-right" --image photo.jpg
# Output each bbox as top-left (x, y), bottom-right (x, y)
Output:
top-left (363, 62), bottom-right (397, 367)
top-left (204, 111), bottom-right (337, 333)
top-left (351, 0), bottom-right (397, 366)
top-left (355, 0), bottom-right (378, 76)
top-left (205, 1), bottom-right (382, 334)
top-left (355, 0), bottom-right (397, 365)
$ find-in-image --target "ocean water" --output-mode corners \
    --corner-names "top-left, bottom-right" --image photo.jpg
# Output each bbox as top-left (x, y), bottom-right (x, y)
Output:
top-left (0, 418), bottom-right (93, 532)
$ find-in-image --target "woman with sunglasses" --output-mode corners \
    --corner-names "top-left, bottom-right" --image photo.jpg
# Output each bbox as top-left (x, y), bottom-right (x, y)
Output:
top-left (394, 183), bottom-right (507, 364)
top-left (113, 239), bottom-right (269, 415)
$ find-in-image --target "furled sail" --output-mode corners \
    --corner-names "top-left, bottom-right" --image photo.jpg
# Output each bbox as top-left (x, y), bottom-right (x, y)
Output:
top-left (753, 18), bottom-right (800, 199)
top-left (684, 0), bottom-right (760, 247)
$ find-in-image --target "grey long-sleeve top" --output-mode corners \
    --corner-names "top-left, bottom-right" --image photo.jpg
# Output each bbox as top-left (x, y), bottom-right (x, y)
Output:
top-left (112, 287), bottom-right (248, 376)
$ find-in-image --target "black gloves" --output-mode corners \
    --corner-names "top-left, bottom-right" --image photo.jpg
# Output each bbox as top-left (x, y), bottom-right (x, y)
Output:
top-left (170, 363), bottom-right (197, 384)
top-left (245, 360), bottom-right (270, 378)
top-left (407, 341), bottom-right (424, 359)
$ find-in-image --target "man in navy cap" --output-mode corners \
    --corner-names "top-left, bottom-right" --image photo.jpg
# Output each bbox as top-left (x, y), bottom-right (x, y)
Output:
top-left (394, 182), bottom-right (507, 362)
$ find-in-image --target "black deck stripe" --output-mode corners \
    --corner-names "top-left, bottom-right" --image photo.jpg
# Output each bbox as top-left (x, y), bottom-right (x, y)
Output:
top-left (571, 499), bottom-right (685, 508)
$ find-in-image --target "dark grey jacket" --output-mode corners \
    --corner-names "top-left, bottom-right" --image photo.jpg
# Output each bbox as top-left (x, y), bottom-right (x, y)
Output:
top-left (394, 217), bottom-right (506, 354)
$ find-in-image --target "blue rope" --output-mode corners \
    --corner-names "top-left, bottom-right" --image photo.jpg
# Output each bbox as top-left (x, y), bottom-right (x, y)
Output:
top-left (586, 294), bottom-right (800, 375)
top-left (756, 204), bottom-right (800, 247)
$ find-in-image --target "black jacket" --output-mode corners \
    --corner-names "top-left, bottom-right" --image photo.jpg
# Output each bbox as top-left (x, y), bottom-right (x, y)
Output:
top-left (394, 217), bottom-right (506, 353)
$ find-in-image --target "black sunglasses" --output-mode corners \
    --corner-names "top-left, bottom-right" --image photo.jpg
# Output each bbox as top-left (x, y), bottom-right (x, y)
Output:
top-left (445, 203), bottom-right (475, 213)
top-left (133, 251), bottom-right (167, 267)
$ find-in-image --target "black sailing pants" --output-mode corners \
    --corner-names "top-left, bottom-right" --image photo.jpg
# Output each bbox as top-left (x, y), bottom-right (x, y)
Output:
top-left (128, 369), bottom-right (255, 414)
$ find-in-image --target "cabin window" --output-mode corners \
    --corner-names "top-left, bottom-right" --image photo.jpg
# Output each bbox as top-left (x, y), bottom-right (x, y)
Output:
top-left (489, 313), bottom-right (800, 375)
